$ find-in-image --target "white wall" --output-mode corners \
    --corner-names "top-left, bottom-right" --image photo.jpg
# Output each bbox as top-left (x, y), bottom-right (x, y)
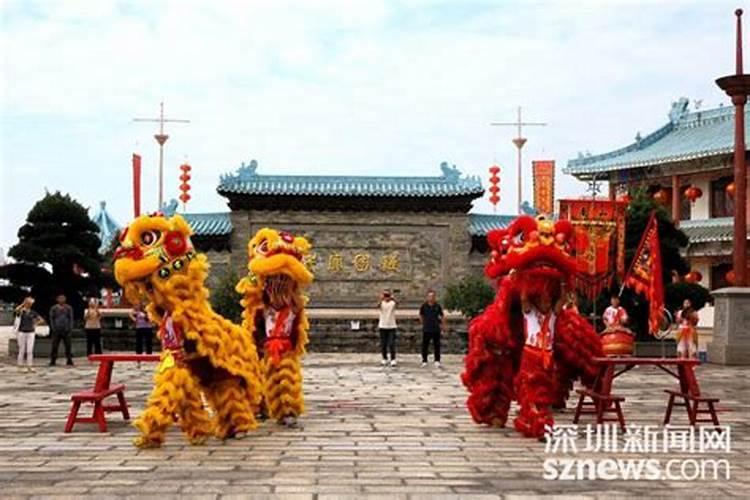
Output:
top-left (690, 177), bottom-right (711, 220)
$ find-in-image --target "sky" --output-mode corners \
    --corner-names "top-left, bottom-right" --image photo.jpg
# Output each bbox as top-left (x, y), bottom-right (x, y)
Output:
top-left (0, 0), bottom-right (745, 251)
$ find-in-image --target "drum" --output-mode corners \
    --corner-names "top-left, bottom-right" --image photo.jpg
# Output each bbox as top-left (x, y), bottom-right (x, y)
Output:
top-left (600, 327), bottom-right (635, 356)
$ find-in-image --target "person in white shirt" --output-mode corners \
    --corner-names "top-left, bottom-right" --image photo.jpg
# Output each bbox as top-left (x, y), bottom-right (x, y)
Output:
top-left (602, 295), bottom-right (629, 332)
top-left (377, 290), bottom-right (398, 367)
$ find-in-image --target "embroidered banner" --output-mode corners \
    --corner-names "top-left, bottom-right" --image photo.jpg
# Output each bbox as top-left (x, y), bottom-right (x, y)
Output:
top-left (532, 160), bottom-right (555, 216)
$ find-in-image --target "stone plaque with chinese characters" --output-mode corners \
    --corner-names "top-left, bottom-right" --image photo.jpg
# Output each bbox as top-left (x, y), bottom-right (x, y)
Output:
top-left (229, 210), bottom-right (471, 307)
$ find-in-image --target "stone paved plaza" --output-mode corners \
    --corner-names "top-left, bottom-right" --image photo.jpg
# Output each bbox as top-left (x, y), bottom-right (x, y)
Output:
top-left (0, 352), bottom-right (747, 499)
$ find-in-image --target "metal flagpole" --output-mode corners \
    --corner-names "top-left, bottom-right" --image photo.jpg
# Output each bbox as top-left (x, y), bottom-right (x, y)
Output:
top-left (491, 106), bottom-right (547, 214)
top-left (133, 102), bottom-right (190, 210)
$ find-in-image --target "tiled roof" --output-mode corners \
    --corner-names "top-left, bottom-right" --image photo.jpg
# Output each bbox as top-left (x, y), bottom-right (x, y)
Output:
top-left (468, 213), bottom-right (516, 236)
top-left (564, 98), bottom-right (749, 176)
top-left (218, 160), bottom-right (483, 198)
top-left (680, 217), bottom-right (739, 244)
top-left (183, 212), bottom-right (232, 237)
top-left (90, 201), bottom-right (121, 254)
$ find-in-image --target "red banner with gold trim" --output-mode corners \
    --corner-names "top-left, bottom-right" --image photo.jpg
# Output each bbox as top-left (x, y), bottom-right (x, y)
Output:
top-left (532, 160), bottom-right (555, 215)
top-left (559, 198), bottom-right (628, 300)
top-left (623, 213), bottom-right (664, 336)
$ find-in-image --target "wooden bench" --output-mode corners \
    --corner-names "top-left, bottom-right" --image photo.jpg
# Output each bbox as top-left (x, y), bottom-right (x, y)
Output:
top-left (63, 353), bottom-right (160, 433)
top-left (663, 389), bottom-right (720, 426)
top-left (65, 384), bottom-right (128, 433)
top-left (573, 388), bottom-right (626, 430)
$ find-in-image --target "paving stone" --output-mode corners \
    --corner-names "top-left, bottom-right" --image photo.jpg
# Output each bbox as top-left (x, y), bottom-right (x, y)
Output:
top-left (0, 353), bottom-right (746, 497)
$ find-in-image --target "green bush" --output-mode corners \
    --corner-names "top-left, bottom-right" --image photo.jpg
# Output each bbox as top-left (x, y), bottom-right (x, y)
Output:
top-left (443, 275), bottom-right (495, 319)
top-left (209, 267), bottom-right (243, 323)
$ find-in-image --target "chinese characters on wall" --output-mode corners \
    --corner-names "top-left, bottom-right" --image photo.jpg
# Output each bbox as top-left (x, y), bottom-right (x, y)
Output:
top-left (303, 249), bottom-right (404, 278)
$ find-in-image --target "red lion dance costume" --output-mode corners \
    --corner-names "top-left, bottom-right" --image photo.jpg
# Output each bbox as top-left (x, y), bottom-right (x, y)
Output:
top-left (462, 215), bottom-right (602, 438)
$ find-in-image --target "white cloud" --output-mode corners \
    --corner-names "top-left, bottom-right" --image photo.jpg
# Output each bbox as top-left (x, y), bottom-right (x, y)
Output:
top-left (0, 0), bottom-right (743, 248)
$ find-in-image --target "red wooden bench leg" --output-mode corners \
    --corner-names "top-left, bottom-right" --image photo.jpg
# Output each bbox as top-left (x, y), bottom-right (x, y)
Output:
top-left (595, 399), bottom-right (605, 425)
top-left (93, 402), bottom-right (108, 432)
top-left (614, 401), bottom-right (626, 431)
top-left (573, 392), bottom-right (585, 424)
top-left (688, 400), bottom-right (698, 426)
top-left (707, 401), bottom-right (720, 426)
top-left (117, 391), bottom-right (130, 420)
top-left (663, 393), bottom-right (675, 425)
top-left (65, 401), bottom-right (82, 433)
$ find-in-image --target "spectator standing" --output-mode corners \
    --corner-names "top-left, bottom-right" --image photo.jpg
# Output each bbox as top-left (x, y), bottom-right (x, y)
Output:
top-left (49, 294), bottom-right (74, 366)
top-left (84, 298), bottom-right (103, 356)
top-left (419, 290), bottom-right (444, 368)
top-left (14, 296), bottom-right (43, 372)
top-left (130, 303), bottom-right (154, 366)
top-left (377, 290), bottom-right (398, 367)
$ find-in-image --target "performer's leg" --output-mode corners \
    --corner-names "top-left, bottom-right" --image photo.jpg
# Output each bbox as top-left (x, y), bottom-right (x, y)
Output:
top-left (421, 331), bottom-right (430, 364)
top-left (132, 365), bottom-right (192, 448)
top-left (177, 378), bottom-right (213, 445)
top-left (263, 355), bottom-right (304, 424)
top-left (463, 348), bottom-right (514, 427)
top-left (206, 377), bottom-right (258, 439)
top-left (514, 348), bottom-right (555, 438)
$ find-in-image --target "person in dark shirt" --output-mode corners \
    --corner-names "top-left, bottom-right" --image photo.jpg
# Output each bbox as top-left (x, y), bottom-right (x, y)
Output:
top-left (49, 294), bottom-right (74, 366)
top-left (419, 290), bottom-right (445, 368)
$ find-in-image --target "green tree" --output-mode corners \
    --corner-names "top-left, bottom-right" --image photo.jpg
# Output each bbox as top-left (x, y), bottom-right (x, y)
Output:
top-left (0, 192), bottom-right (103, 319)
top-left (210, 267), bottom-right (243, 323)
top-left (443, 275), bottom-right (495, 319)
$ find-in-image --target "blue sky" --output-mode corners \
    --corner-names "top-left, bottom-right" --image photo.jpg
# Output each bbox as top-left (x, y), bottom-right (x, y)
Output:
top-left (0, 0), bottom-right (745, 251)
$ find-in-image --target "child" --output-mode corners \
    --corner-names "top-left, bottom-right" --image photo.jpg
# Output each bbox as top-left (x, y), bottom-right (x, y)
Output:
top-left (602, 295), bottom-right (628, 331)
top-left (675, 299), bottom-right (698, 358)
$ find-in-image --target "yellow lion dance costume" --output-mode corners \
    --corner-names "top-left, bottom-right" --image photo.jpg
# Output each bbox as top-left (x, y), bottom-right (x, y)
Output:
top-left (237, 228), bottom-right (313, 427)
top-left (113, 213), bottom-right (263, 447)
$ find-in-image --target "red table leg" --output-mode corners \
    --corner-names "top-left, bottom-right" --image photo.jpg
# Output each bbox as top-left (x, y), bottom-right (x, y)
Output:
top-left (678, 363), bottom-right (701, 397)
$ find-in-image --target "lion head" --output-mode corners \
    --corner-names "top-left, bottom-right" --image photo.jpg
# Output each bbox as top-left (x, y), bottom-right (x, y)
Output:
top-left (113, 213), bottom-right (200, 310)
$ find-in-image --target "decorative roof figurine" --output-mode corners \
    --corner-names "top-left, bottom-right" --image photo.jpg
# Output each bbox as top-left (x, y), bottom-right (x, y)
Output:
top-left (90, 201), bottom-right (121, 254)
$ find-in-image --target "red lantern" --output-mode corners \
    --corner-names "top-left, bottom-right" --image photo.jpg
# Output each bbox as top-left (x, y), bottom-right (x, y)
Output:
top-left (488, 165), bottom-right (501, 207)
top-left (653, 189), bottom-right (669, 205)
top-left (684, 185), bottom-right (703, 203)
top-left (685, 271), bottom-right (703, 283)
top-left (179, 163), bottom-right (192, 207)
top-left (726, 270), bottom-right (736, 285)
top-left (726, 182), bottom-right (736, 199)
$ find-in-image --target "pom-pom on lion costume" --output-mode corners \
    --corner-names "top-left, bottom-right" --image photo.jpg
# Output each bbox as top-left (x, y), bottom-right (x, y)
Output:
top-left (462, 215), bottom-right (602, 438)
top-left (236, 228), bottom-right (313, 427)
top-left (113, 213), bottom-right (263, 448)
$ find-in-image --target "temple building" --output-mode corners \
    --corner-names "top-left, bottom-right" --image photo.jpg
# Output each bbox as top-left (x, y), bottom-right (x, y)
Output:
top-left (155, 160), bottom-right (510, 308)
top-left (565, 97), bottom-right (750, 328)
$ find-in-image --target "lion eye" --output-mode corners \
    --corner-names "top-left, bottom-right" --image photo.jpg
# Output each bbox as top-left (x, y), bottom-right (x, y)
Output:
top-left (257, 239), bottom-right (269, 255)
top-left (141, 230), bottom-right (161, 246)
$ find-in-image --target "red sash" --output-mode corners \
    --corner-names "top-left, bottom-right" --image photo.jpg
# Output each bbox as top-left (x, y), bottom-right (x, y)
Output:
top-left (265, 307), bottom-right (293, 363)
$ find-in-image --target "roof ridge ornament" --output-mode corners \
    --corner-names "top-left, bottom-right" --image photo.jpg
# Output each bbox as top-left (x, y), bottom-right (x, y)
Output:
top-left (440, 161), bottom-right (462, 182)
top-left (668, 97), bottom-right (690, 124)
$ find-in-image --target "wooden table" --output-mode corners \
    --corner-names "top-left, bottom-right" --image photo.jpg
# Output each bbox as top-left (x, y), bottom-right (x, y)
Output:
top-left (593, 356), bottom-right (701, 397)
top-left (574, 356), bottom-right (719, 427)
top-left (64, 353), bottom-right (160, 433)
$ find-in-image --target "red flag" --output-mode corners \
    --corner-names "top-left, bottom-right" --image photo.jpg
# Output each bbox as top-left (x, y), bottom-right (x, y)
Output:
top-left (623, 213), bottom-right (664, 336)
top-left (132, 154), bottom-right (142, 217)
